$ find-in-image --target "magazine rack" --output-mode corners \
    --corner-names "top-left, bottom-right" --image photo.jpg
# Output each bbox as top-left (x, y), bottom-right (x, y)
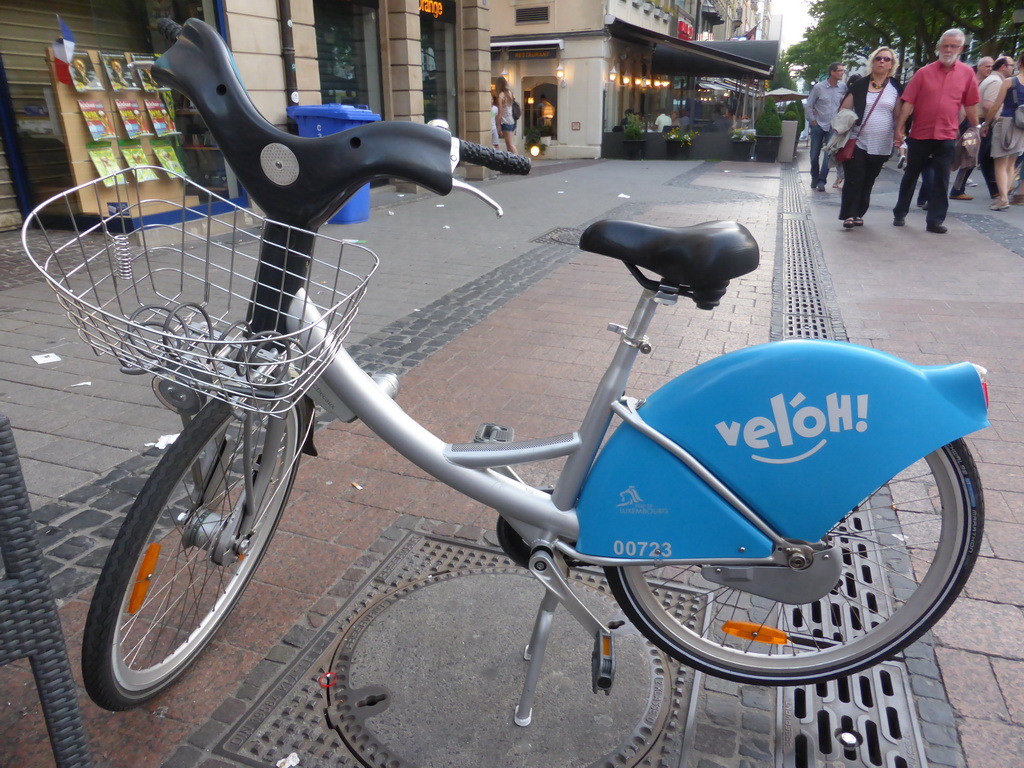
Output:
top-left (46, 47), bottom-right (196, 219)
top-left (0, 413), bottom-right (91, 767)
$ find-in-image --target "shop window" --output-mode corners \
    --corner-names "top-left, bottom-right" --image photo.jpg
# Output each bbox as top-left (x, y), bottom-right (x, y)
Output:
top-left (522, 78), bottom-right (557, 142)
top-left (314, 0), bottom-right (382, 116)
top-left (420, 0), bottom-right (456, 133)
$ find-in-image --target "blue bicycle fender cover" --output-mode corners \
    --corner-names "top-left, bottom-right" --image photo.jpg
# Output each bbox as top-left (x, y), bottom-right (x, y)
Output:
top-left (576, 339), bottom-right (988, 559)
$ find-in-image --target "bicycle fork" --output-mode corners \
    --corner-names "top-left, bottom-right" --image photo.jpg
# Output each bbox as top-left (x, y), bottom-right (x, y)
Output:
top-left (515, 547), bottom-right (615, 727)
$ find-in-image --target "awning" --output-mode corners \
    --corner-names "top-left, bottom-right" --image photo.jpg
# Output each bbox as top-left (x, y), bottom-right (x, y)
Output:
top-left (765, 87), bottom-right (807, 101)
top-left (491, 38), bottom-right (564, 50)
top-left (606, 18), bottom-right (776, 79)
top-left (699, 79), bottom-right (753, 94)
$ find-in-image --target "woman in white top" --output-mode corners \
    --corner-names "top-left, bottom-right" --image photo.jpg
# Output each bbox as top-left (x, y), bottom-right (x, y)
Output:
top-left (495, 76), bottom-right (518, 154)
top-left (837, 47), bottom-right (904, 228)
top-left (984, 51), bottom-right (1024, 210)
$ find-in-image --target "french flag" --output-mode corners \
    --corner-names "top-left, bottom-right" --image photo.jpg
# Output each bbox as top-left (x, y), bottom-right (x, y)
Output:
top-left (53, 15), bottom-right (75, 85)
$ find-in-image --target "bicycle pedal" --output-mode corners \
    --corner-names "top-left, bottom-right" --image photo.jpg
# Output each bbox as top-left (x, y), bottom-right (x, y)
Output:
top-left (591, 630), bottom-right (615, 695)
top-left (473, 423), bottom-right (514, 443)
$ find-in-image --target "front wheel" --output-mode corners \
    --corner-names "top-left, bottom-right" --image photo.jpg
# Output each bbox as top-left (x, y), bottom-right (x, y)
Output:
top-left (605, 439), bottom-right (983, 686)
top-left (82, 400), bottom-right (308, 710)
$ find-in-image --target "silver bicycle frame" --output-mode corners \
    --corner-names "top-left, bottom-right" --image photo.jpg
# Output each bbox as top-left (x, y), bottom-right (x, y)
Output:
top-left (292, 286), bottom-right (790, 566)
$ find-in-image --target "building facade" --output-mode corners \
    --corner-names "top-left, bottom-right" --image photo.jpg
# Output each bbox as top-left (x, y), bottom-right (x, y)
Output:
top-left (0, 0), bottom-right (494, 229)
top-left (489, 0), bottom-right (772, 160)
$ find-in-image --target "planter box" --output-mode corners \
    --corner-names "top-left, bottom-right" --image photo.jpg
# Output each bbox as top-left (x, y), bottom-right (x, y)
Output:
top-left (623, 139), bottom-right (647, 160)
top-left (754, 136), bottom-right (781, 162)
top-left (665, 140), bottom-right (692, 160)
top-left (731, 140), bottom-right (754, 161)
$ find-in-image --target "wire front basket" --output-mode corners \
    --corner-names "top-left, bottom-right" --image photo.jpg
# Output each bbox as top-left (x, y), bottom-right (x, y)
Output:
top-left (23, 169), bottom-right (378, 415)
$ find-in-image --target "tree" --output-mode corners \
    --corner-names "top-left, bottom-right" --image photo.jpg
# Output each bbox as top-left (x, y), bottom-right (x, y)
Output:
top-left (785, 1), bottom-right (1021, 81)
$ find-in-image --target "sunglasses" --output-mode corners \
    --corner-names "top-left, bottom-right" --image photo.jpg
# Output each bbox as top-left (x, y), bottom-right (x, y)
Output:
top-left (874, 56), bottom-right (893, 62)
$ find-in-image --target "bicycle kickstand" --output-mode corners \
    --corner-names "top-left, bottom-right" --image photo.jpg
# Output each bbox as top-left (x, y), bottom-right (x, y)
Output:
top-left (514, 548), bottom-right (615, 727)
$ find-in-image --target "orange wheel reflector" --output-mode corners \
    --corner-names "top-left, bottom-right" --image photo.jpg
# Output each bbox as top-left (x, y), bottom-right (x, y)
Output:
top-left (127, 543), bottom-right (161, 615)
top-left (721, 621), bottom-right (789, 645)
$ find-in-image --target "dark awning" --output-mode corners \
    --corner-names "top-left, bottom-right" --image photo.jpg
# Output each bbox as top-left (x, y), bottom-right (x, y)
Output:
top-left (607, 18), bottom-right (776, 79)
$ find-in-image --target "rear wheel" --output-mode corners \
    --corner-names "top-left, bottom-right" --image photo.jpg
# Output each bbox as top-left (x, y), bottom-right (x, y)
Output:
top-left (82, 400), bottom-right (307, 710)
top-left (605, 440), bottom-right (983, 686)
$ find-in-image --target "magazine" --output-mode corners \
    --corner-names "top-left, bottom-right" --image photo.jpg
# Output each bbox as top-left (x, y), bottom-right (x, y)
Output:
top-left (119, 140), bottom-right (159, 182)
top-left (150, 139), bottom-right (186, 177)
top-left (99, 52), bottom-right (137, 91)
top-left (127, 54), bottom-right (161, 93)
top-left (86, 142), bottom-right (124, 187)
top-left (114, 99), bottom-right (152, 139)
top-left (78, 100), bottom-right (116, 141)
top-left (144, 98), bottom-right (177, 136)
top-left (70, 52), bottom-right (104, 92)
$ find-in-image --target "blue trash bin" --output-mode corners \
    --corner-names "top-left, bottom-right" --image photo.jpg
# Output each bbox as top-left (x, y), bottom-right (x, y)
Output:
top-left (288, 104), bottom-right (381, 224)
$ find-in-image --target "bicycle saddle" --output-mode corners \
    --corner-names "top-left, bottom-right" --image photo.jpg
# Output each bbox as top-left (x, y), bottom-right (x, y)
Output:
top-left (578, 220), bottom-right (759, 308)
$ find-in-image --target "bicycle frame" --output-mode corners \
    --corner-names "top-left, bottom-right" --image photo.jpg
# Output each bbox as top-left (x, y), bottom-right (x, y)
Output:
top-left (289, 279), bottom-right (990, 571)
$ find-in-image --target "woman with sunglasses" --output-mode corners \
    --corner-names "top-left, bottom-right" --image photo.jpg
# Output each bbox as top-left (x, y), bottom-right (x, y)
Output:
top-left (837, 47), bottom-right (904, 228)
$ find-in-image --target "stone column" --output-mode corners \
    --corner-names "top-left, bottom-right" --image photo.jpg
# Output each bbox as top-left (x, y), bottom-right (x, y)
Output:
top-left (460, 0), bottom-right (491, 181)
top-left (386, 0), bottom-right (423, 123)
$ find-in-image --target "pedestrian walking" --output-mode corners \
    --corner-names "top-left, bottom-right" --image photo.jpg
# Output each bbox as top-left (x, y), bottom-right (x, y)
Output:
top-left (837, 49), bottom-right (902, 228)
top-left (949, 57), bottom-right (993, 199)
top-left (984, 51), bottom-right (1024, 210)
top-left (892, 29), bottom-right (981, 234)
top-left (805, 62), bottom-right (848, 191)
top-left (495, 76), bottom-right (518, 155)
top-left (978, 57), bottom-right (1014, 199)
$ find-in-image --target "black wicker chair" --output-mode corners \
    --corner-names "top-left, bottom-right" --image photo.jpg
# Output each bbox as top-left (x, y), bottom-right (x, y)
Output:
top-left (0, 413), bottom-right (91, 767)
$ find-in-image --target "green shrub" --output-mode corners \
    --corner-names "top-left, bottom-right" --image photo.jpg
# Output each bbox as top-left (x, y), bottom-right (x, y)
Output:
top-left (623, 113), bottom-right (644, 140)
top-left (755, 106), bottom-right (783, 137)
top-left (783, 103), bottom-right (804, 135)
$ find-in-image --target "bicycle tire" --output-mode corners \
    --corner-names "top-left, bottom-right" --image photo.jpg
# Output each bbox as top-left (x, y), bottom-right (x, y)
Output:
top-left (604, 439), bottom-right (983, 686)
top-left (82, 399), bottom-right (307, 710)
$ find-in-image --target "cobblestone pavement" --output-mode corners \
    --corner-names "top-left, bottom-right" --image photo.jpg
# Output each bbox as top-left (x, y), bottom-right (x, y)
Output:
top-left (1, 153), bottom-right (1022, 767)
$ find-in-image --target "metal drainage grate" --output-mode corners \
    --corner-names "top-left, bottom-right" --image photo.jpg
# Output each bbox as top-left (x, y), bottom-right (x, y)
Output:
top-left (781, 664), bottom-right (926, 768)
top-left (781, 217), bottom-right (835, 339)
top-left (773, 167), bottom-right (938, 768)
top-left (533, 226), bottom-right (585, 247)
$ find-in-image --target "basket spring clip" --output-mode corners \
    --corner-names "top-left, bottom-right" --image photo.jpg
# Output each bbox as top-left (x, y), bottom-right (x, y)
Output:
top-left (113, 235), bottom-right (133, 281)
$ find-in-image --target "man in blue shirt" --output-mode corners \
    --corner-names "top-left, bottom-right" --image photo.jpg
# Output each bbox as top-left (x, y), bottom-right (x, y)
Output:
top-left (804, 62), bottom-right (848, 191)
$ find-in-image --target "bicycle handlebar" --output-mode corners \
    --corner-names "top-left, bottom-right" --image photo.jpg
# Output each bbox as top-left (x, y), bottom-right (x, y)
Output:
top-left (458, 140), bottom-right (532, 176)
top-left (151, 19), bottom-right (527, 230)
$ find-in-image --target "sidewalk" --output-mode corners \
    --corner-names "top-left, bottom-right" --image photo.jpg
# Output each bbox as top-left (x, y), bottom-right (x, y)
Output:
top-left (1, 152), bottom-right (1022, 768)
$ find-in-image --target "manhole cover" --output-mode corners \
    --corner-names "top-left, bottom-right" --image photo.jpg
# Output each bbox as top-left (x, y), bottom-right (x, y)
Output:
top-left (533, 227), bottom-right (584, 246)
top-left (215, 533), bottom-right (695, 768)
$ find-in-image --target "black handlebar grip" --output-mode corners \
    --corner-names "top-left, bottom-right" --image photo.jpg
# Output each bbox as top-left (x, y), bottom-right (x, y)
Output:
top-left (157, 18), bottom-right (182, 43)
top-left (459, 140), bottom-right (532, 175)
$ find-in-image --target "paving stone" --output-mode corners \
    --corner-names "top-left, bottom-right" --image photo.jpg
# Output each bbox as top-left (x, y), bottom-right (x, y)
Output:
top-left (741, 710), bottom-right (772, 735)
top-left (693, 725), bottom-right (736, 758)
top-left (161, 746), bottom-right (206, 768)
top-left (62, 508), bottom-right (112, 530)
top-left (703, 695), bottom-right (739, 727)
top-left (210, 697), bottom-right (248, 724)
top-left (740, 686), bottom-right (774, 711)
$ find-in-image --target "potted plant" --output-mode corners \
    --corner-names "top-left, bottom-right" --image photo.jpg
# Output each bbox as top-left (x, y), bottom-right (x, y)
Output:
top-left (622, 113), bottom-right (646, 160)
top-left (525, 127), bottom-right (546, 156)
top-left (754, 106), bottom-right (783, 162)
top-left (730, 128), bottom-right (755, 160)
top-left (664, 126), bottom-right (698, 159)
top-left (539, 124), bottom-right (553, 146)
top-left (780, 103), bottom-right (803, 162)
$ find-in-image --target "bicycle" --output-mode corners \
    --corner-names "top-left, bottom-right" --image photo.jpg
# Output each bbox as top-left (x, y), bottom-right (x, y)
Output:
top-left (23, 19), bottom-right (988, 724)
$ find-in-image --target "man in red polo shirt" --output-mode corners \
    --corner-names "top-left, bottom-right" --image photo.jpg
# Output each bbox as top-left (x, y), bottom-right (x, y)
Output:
top-left (893, 28), bottom-right (980, 233)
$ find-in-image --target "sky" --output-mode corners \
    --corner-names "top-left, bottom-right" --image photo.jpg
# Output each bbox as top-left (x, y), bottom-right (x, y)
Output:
top-left (772, 0), bottom-right (814, 50)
